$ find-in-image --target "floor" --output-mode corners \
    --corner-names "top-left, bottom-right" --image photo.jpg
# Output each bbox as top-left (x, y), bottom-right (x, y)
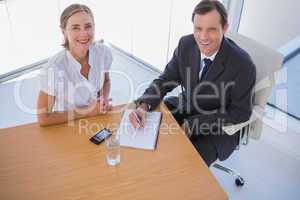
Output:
top-left (269, 52), bottom-right (300, 119)
top-left (211, 111), bottom-right (300, 200)
top-left (0, 45), bottom-right (300, 200)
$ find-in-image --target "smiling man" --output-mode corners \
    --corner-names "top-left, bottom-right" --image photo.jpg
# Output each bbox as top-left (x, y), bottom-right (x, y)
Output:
top-left (129, 0), bottom-right (256, 166)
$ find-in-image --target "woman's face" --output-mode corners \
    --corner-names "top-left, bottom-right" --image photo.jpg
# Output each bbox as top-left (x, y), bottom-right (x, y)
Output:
top-left (63, 11), bottom-right (94, 58)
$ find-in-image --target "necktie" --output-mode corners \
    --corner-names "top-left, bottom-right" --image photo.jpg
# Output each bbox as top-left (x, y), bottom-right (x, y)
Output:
top-left (200, 58), bottom-right (212, 80)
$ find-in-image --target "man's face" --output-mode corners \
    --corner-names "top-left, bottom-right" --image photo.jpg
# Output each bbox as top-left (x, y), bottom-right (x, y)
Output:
top-left (193, 10), bottom-right (228, 56)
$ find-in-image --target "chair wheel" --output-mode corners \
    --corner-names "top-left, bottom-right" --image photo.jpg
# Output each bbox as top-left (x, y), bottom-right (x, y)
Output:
top-left (235, 177), bottom-right (245, 186)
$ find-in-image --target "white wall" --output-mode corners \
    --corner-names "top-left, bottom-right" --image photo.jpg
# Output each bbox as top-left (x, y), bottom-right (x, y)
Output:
top-left (0, 0), bottom-right (61, 75)
top-left (94, 0), bottom-right (200, 71)
top-left (239, 0), bottom-right (300, 49)
top-left (0, 0), bottom-right (217, 75)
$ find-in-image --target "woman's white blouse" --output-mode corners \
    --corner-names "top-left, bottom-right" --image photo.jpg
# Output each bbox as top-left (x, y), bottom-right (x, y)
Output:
top-left (39, 42), bottom-right (113, 111)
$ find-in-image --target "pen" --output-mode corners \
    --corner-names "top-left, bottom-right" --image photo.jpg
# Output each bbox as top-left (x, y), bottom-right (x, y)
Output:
top-left (134, 111), bottom-right (142, 127)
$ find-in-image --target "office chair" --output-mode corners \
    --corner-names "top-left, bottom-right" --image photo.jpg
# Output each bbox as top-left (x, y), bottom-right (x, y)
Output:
top-left (212, 31), bottom-right (284, 186)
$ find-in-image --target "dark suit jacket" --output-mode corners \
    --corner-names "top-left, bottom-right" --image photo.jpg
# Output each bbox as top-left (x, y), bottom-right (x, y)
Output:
top-left (136, 34), bottom-right (256, 160)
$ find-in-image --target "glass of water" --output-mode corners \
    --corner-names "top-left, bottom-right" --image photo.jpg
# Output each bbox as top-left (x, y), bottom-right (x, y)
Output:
top-left (105, 134), bottom-right (121, 166)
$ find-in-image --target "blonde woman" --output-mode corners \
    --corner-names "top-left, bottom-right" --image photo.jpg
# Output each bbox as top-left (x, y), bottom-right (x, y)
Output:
top-left (37, 4), bottom-right (112, 126)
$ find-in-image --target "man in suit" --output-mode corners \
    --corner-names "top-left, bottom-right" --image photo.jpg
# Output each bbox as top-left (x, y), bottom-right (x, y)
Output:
top-left (129, 0), bottom-right (256, 166)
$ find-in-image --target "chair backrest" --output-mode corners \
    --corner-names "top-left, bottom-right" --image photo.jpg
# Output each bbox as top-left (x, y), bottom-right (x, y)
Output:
top-left (225, 32), bottom-right (284, 139)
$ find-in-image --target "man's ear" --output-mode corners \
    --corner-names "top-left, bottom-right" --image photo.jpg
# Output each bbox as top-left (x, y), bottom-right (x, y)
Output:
top-left (223, 23), bottom-right (229, 32)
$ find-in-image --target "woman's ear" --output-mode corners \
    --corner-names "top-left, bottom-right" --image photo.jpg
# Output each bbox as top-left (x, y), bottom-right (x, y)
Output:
top-left (61, 28), bottom-right (65, 36)
top-left (62, 29), bottom-right (68, 41)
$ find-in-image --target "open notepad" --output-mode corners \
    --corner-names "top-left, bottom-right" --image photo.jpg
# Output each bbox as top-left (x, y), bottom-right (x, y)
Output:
top-left (117, 110), bottom-right (162, 150)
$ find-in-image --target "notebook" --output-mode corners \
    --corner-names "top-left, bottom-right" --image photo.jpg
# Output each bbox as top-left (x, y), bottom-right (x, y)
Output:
top-left (117, 110), bottom-right (162, 150)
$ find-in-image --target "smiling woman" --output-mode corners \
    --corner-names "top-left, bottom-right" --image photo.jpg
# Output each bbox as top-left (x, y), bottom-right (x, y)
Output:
top-left (60, 4), bottom-right (95, 58)
top-left (36, 4), bottom-right (113, 126)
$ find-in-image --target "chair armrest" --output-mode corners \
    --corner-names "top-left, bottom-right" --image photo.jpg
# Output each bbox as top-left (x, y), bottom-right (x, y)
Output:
top-left (222, 105), bottom-right (265, 135)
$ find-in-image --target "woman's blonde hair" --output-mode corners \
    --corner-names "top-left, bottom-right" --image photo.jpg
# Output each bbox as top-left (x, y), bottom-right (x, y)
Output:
top-left (60, 4), bottom-right (94, 49)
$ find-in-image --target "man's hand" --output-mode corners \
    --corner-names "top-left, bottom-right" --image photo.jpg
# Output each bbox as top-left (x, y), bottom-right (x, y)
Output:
top-left (129, 103), bottom-right (148, 129)
top-left (181, 121), bottom-right (192, 138)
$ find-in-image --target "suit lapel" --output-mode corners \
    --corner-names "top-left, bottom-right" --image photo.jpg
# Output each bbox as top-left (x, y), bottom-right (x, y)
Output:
top-left (201, 55), bottom-right (225, 82)
top-left (201, 37), bottom-right (229, 82)
top-left (189, 43), bottom-right (201, 89)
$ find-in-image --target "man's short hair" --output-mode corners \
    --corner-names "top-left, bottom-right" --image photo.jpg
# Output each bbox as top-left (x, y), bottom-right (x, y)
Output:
top-left (192, 0), bottom-right (228, 28)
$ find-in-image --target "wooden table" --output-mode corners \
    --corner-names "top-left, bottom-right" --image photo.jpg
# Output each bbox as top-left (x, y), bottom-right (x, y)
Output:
top-left (0, 103), bottom-right (228, 200)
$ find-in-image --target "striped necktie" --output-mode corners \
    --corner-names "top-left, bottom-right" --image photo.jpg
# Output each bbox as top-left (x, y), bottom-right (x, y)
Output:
top-left (200, 58), bottom-right (212, 80)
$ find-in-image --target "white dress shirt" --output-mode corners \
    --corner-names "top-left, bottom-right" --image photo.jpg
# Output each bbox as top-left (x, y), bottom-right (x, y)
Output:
top-left (39, 42), bottom-right (113, 111)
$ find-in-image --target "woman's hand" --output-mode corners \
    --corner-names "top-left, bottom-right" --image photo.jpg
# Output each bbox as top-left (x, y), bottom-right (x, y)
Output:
top-left (86, 100), bottom-right (101, 117)
top-left (98, 96), bottom-right (112, 114)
